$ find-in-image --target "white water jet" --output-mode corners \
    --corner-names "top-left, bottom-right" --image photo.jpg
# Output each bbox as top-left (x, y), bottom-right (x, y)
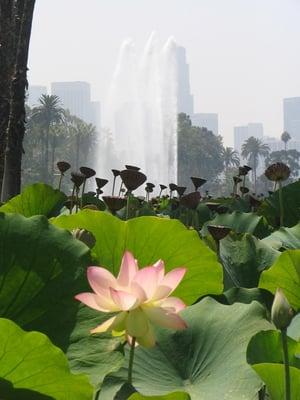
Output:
top-left (98, 33), bottom-right (178, 191)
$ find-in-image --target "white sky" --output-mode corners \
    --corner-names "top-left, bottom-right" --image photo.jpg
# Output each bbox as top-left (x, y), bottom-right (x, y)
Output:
top-left (28, 0), bottom-right (300, 146)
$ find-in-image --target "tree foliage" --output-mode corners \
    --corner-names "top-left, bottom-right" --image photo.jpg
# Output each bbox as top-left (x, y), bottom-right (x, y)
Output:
top-left (23, 98), bottom-right (97, 190)
top-left (241, 136), bottom-right (270, 192)
top-left (177, 113), bottom-right (224, 189)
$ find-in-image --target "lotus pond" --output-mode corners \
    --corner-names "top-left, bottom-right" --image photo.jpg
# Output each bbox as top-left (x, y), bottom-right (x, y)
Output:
top-left (1, 167), bottom-right (300, 400)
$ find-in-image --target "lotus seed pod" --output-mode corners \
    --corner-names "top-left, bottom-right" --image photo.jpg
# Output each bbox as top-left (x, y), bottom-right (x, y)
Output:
top-left (271, 288), bottom-right (294, 330)
top-left (265, 162), bottom-right (290, 182)
top-left (72, 228), bottom-right (96, 249)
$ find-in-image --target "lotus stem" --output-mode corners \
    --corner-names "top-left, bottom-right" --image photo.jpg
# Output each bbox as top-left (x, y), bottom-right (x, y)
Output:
top-left (118, 182), bottom-right (124, 196)
top-left (112, 176), bottom-right (116, 196)
top-left (126, 193), bottom-right (131, 220)
top-left (279, 180), bottom-right (284, 227)
top-left (281, 329), bottom-right (291, 400)
top-left (81, 178), bottom-right (87, 209)
top-left (70, 184), bottom-right (75, 214)
top-left (128, 336), bottom-right (136, 385)
top-left (58, 173), bottom-right (63, 191)
top-left (75, 187), bottom-right (80, 213)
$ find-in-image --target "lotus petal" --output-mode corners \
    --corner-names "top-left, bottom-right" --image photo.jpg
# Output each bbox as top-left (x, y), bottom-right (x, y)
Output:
top-left (143, 306), bottom-right (187, 330)
top-left (132, 266), bottom-right (160, 299)
top-left (126, 308), bottom-right (149, 337)
top-left (110, 288), bottom-right (140, 310)
top-left (87, 266), bottom-right (117, 295)
top-left (117, 250), bottom-right (138, 287)
top-left (153, 268), bottom-right (187, 300)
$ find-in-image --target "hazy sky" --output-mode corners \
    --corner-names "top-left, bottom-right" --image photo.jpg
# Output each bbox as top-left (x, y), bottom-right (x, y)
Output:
top-left (28, 0), bottom-right (300, 146)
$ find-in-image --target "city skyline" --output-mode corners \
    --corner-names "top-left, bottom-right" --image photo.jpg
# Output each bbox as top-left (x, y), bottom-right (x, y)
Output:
top-left (27, 0), bottom-right (300, 146)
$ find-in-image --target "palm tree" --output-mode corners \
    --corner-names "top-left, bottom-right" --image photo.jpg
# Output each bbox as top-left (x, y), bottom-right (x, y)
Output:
top-left (31, 95), bottom-right (64, 183)
top-left (241, 137), bottom-right (270, 192)
top-left (67, 114), bottom-right (97, 169)
top-left (281, 131), bottom-right (291, 152)
top-left (221, 147), bottom-right (240, 171)
top-left (281, 131), bottom-right (291, 164)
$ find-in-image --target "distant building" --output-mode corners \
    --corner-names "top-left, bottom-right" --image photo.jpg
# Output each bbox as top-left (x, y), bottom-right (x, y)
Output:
top-left (263, 136), bottom-right (300, 153)
top-left (283, 97), bottom-right (300, 141)
top-left (176, 46), bottom-right (194, 116)
top-left (27, 85), bottom-right (47, 107)
top-left (263, 136), bottom-right (283, 153)
top-left (90, 101), bottom-right (101, 131)
top-left (51, 81), bottom-right (101, 130)
top-left (234, 123), bottom-right (264, 153)
top-left (191, 113), bottom-right (218, 135)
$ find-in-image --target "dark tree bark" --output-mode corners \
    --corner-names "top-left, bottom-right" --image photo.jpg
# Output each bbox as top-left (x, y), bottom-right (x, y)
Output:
top-left (0, 0), bottom-right (16, 192)
top-left (1, 0), bottom-right (36, 201)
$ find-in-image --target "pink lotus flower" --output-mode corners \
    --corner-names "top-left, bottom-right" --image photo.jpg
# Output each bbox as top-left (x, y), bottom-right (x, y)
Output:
top-left (75, 251), bottom-right (187, 347)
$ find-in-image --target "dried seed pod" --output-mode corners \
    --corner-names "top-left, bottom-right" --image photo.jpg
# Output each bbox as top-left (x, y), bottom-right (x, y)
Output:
top-left (169, 183), bottom-right (178, 192)
top-left (112, 169), bottom-right (120, 177)
top-left (71, 172), bottom-right (85, 188)
top-left (95, 177), bottom-right (109, 189)
top-left (190, 177), bottom-right (207, 191)
top-left (80, 166), bottom-right (96, 179)
top-left (57, 161), bottom-right (71, 174)
top-left (120, 169), bottom-right (147, 192)
top-left (102, 196), bottom-right (127, 213)
top-left (176, 186), bottom-right (187, 197)
top-left (265, 162), bottom-right (290, 182)
top-left (233, 176), bottom-right (242, 184)
top-left (180, 191), bottom-right (201, 209)
top-left (240, 186), bottom-right (249, 194)
top-left (207, 224), bottom-right (231, 241)
top-left (72, 228), bottom-right (96, 249)
top-left (125, 165), bottom-right (140, 171)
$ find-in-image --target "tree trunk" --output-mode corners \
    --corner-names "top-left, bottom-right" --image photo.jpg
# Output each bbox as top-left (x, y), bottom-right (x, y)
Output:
top-left (0, 0), bottom-right (16, 192)
top-left (75, 133), bottom-right (80, 170)
top-left (1, 0), bottom-right (36, 201)
top-left (254, 157), bottom-right (257, 194)
top-left (44, 124), bottom-right (50, 183)
top-left (51, 131), bottom-right (56, 185)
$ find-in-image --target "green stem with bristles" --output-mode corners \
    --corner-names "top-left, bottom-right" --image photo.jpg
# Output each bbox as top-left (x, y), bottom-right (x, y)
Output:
top-left (128, 337), bottom-right (136, 385)
top-left (58, 173), bottom-right (63, 191)
top-left (279, 180), bottom-right (284, 227)
top-left (281, 329), bottom-right (291, 400)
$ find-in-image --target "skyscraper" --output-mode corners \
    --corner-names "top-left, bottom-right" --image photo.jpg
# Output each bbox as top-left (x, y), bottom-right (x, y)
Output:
top-left (191, 113), bottom-right (218, 135)
top-left (176, 46), bottom-right (194, 116)
top-left (283, 97), bottom-right (300, 141)
top-left (51, 81), bottom-right (92, 122)
top-left (27, 85), bottom-right (47, 107)
top-left (234, 123), bottom-right (263, 153)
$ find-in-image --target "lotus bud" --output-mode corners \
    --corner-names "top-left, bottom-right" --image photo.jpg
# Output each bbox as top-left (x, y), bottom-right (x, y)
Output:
top-left (271, 288), bottom-right (294, 330)
top-left (72, 228), bottom-right (96, 249)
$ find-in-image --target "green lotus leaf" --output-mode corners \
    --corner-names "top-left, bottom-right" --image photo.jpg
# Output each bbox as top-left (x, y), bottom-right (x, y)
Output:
top-left (0, 183), bottom-right (66, 217)
top-left (0, 212), bottom-right (123, 389)
top-left (220, 232), bottom-right (279, 289)
top-left (128, 392), bottom-right (190, 400)
top-left (0, 318), bottom-right (93, 400)
top-left (202, 211), bottom-right (272, 239)
top-left (218, 287), bottom-right (274, 310)
top-left (98, 298), bottom-right (272, 400)
top-left (259, 250), bottom-right (300, 310)
top-left (258, 181), bottom-right (300, 228)
top-left (247, 330), bottom-right (300, 400)
top-left (287, 314), bottom-right (300, 342)
top-left (52, 210), bottom-right (223, 304)
top-left (262, 222), bottom-right (300, 250)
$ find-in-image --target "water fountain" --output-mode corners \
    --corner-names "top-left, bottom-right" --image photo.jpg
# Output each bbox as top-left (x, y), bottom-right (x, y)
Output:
top-left (98, 32), bottom-right (178, 190)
